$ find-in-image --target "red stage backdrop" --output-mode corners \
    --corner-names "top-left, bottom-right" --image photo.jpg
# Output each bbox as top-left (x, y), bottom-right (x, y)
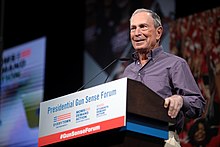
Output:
top-left (169, 6), bottom-right (220, 147)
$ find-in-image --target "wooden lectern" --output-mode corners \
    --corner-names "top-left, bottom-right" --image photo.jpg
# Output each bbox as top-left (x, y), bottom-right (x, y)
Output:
top-left (38, 78), bottom-right (176, 147)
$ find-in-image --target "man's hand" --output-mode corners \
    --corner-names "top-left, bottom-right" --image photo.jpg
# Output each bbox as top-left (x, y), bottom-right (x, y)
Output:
top-left (164, 95), bottom-right (183, 118)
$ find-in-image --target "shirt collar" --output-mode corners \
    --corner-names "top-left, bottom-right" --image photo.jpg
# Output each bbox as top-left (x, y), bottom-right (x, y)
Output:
top-left (132, 46), bottom-right (163, 62)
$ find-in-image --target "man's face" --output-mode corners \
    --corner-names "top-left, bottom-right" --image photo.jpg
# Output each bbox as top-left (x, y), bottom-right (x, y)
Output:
top-left (130, 12), bottom-right (162, 52)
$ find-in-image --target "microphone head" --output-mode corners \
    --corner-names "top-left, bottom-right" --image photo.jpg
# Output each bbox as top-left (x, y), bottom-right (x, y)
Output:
top-left (119, 57), bottom-right (131, 61)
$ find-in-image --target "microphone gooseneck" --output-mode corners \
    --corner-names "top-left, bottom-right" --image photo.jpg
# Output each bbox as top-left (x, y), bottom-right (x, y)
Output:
top-left (76, 57), bottom-right (130, 92)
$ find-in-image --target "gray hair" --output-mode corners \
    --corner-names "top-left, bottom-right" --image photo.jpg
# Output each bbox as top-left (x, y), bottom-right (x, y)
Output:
top-left (130, 8), bottom-right (162, 28)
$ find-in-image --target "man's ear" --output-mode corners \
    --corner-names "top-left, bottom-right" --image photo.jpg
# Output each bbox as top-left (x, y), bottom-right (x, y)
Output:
top-left (156, 26), bottom-right (163, 40)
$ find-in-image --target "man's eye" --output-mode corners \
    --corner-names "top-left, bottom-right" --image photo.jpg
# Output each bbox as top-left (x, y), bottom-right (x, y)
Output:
top-left (130, 27), bottom-right (135, 31)
top-left (140, 25), bottom-right (148, 30)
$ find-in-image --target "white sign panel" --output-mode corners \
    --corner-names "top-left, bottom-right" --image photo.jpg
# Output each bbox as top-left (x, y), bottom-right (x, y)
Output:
top-left (38, 77), bottom-right (128, 146)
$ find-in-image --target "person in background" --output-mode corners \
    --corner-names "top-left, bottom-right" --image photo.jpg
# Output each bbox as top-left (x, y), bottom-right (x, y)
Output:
top-left (182, 118), bottom-right (220, 147)
top-left (122, 8), bottom-right (206, 147)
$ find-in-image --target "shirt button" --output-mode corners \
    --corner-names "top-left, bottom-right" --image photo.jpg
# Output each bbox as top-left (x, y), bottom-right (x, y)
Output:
top-left (138, 73), bottom-right (141, 76)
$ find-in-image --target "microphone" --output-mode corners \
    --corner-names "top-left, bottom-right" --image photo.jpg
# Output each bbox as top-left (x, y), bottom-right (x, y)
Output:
top-left (76, 57), bottom-right (130, 92)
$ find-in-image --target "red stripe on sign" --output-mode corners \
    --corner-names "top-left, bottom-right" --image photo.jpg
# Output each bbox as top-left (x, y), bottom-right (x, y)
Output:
top-left (38, 116), bottom-right (125, 147)
top-left (21, 48), bottom-right (31, 58)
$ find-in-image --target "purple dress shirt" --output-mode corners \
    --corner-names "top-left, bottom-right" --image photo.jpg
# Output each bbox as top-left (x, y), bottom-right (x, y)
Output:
top-left (123, 46), bottom-right (206, 133)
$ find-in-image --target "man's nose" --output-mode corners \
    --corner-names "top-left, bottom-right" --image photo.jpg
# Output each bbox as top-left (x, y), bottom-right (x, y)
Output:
top-left (134, 28), bottom-right (141, 35)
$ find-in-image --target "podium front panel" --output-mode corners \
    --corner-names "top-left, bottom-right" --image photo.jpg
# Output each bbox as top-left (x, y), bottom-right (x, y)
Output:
top-left (38, 78), bottom-right (128, 146)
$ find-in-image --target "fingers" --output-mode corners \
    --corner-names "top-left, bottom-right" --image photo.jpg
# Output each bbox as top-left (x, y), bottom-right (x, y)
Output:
top-left (164, 95), bottom-right (183, 118)
top-left (164, 98), bottom-right (170, 108)
top-left (165, 98), bottom-right (175, 118)
top-left (168, 99), bottom-right (178, 118)
top-left (164, 98), bottom-right (176, 118)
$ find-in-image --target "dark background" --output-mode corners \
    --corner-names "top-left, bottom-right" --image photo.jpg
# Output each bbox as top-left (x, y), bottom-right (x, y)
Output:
top-left (2, 0), bottom-right (220, 101)
top-left (3, 1), bottom-right (85, 101)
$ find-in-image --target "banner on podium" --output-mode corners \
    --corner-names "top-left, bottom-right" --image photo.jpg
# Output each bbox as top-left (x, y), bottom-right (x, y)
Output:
top-left (38, 77), bottom-right (128, 146)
